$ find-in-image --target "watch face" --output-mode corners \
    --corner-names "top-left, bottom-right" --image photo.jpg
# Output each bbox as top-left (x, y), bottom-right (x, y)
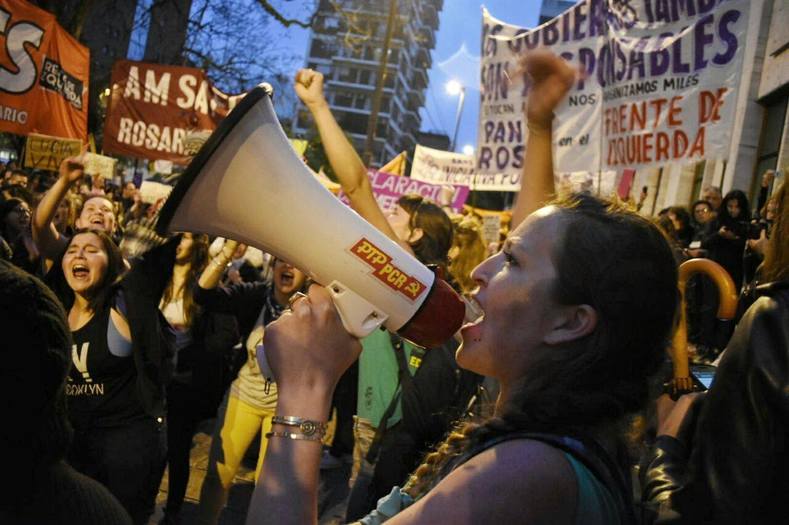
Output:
top-left (300, 421), bottom-right (317, 436)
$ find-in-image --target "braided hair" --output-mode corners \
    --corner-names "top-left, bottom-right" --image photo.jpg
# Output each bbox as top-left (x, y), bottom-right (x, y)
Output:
top-left (404, 193), bottom-right (679, 498)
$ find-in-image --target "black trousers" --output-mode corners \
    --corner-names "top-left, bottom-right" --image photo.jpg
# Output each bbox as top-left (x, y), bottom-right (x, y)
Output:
top-left (163, 380), bottom-right (223, 517)
top-left (69, 416), bottom-right (165, 525)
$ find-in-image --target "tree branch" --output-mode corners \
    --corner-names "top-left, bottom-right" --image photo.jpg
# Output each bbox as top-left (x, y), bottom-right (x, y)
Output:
top-left (254, 0), bottom-right (317, 28)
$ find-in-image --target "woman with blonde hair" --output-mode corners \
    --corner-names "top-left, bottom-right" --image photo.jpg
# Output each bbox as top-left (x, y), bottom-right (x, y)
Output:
top-left (449, 217), bottom-right (488, 294)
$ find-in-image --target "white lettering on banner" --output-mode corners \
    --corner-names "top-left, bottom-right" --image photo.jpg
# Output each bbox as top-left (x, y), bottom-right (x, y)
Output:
top-left (0, 8), bottom-right (45, 94)
top-left (124, 65), bottom-right (141, 100)
top-left (71, 342), bottom-right (92, 383)
top-left (478, 0), bottom-right (752, 190)
top-left (144, 69), bottom-right (170, 105)
top-left (116, 117), bottom-right (187, 154)
top-left (176, 75), bottom-right (197, 109)
top-left (0, 103), bottom-right (27, 124)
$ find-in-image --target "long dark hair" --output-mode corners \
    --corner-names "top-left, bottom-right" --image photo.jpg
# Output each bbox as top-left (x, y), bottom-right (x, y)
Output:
top-left (405, 193), bottom-right (678, 497)
top-left (397, 194), bottom-right (453, 270)
top-left (718, 189), bottom-right (750, 227)
top-left (161, 233), bottom-right (210, 327)
top-left (61, 229), bottom-right (127, 314)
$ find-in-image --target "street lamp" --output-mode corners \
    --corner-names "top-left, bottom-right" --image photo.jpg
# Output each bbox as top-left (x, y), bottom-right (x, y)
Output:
top-left (446, 79), bottom-right (466, 152)
top-left (462, 144), bottom-right (474, 156)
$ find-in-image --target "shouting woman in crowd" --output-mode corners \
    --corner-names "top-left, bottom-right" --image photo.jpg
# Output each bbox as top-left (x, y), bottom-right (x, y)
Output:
top-left (194, 242), bottom-right (308, 525)
top-left (245, 51), bottom-right (678, 524)
top-left (58, 228), bottom-right (176, 524)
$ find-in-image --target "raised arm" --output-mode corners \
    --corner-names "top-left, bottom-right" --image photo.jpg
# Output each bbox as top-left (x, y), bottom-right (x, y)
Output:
top-left (32, 153), bottom-right (85, 258)
top-left (294, 69), bottom-right (412, 254)
top-left (510, 52), bottom-right (576, 228)
top-left (197, 239), bottom-right (238, 290)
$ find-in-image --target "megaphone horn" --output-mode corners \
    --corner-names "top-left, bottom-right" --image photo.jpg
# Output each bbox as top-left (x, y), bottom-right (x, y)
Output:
top-left (157, 85), bottom-right (464, 348)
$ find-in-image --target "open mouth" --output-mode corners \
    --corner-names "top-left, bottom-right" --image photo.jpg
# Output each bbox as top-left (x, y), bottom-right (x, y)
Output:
top-left (89, 216), bottom-right (105, 227)
top-left (280, 270), bottom-right (294, 287)
top-left (71, 264), bottom-right (90, 280)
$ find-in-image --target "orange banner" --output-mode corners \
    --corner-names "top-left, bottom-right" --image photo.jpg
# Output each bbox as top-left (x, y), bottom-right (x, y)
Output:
top-left (0, 0), bottom-right (89, 140)
top-left (103, 60), bottom-right (244, 163)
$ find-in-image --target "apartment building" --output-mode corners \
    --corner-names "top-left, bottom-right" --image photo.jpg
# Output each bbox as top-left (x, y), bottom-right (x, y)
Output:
top-left (293, 0), bottom-right (442, 166)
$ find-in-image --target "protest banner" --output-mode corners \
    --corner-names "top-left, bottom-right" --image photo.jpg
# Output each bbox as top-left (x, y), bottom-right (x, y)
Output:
top-left (23, 133), bottom-right (82, 171)
top-left (479, 0), bottom-right (752, 190)
top-left (410, 145), bottom-right (479, 187)
top-left (140, 180), bottom-right (173, 204)
top-left (339, 170), bottom-right (470, 213)
top-left (103, 60), bottom-right (245, 164)
top-left (83, 153), bottom-right (118, 180)
top-left (0, 0), bottom-right (89, 140)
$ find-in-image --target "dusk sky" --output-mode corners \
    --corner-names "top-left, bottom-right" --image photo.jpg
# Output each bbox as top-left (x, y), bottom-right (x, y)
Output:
top-left (270, 1), bottom-right (545, 157)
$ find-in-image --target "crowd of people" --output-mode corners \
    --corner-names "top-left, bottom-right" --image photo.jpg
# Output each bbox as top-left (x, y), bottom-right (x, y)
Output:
top-left (1, 50), bottom-right (787, 525)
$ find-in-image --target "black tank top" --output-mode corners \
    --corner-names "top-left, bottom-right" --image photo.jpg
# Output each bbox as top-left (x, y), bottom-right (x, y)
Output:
top-left (67, 302), bottom-right (146, 430)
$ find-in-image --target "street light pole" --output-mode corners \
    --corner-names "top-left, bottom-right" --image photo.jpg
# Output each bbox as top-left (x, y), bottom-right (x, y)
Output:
top-left (448, 84), bottom-right (466, 152)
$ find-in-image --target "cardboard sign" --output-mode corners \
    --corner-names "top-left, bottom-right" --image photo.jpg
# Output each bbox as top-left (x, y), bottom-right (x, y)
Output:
top-left (0, 0), bottom-right (90, 139)
top-left (103, 60), bottom-right (245, 163)
top-left (83, 153), bottom-right (117, 180)
top-left (481, 214), bottom-right (502, 247)
top-left (478, 1), bottom-right (752, 189)
top-left (410, 145), bottom-right (477, 187)
top-left (139, 180), bottom-right (173, 204)
top-left (23, 133), bottom-right (82, 171)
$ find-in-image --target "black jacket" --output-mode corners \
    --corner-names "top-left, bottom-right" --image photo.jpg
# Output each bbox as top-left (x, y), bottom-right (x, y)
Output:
top-left (120, 237), bottom-right (179, 420)
top-left (641, 280), bottom-right (789, 524)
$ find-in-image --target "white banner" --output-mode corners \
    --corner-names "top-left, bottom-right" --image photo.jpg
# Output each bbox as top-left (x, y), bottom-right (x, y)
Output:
top-left (410, 144), bottom-right (476, 186)
top-left (478, 0), bottom-right (751, 190)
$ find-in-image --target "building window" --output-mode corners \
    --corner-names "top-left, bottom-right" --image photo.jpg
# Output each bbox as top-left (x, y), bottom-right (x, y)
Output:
top-left (334, 92), bottom-right (354, 107)
top-left (359, 69), bottom-right (372, 84)
top-left (338, 67), bottom-right (357, 83)
top-left (339, 112), bottom-right (369, 135)
top-left (354, 94), bottom-right (368, 109)
top-left (310, 39), bottom-right (335, 59)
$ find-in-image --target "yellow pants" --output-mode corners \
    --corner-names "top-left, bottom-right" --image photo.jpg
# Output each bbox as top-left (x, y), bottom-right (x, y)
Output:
top-left (197, 392), bottom-right (274, 525)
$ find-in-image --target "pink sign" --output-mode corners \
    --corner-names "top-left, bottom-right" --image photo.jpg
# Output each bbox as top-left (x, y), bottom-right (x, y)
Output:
top-left (339, 170), bottom-right (469, 213)
top-left (617, 168), bottom-right (637, 200)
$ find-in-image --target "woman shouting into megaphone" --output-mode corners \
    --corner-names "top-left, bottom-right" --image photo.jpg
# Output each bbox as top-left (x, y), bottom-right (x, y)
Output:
top-left (246, 52), bottom-right (679, 525)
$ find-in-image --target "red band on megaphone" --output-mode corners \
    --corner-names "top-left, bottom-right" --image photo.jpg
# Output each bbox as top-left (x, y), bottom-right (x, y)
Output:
top-left (397, 277), bottom-right (465, 348)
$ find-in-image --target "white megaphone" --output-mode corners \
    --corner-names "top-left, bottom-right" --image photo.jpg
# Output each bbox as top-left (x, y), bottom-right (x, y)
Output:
top-left (157, 84), bottom-right (465, 354)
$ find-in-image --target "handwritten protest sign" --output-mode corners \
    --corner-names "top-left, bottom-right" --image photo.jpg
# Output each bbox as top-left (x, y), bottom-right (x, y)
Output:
top-left (23, 133), bottom-right (82, 171)
top-left (140, 180), bottom-right (173, 204)
top-left (479, 0), bottom-right (751, 190)
top-left (339, 170), bottom-right (469, 213)
top-left (410, 145), bottom-right (478, 187)
top-left (83, 153), bottom-right (117, 180)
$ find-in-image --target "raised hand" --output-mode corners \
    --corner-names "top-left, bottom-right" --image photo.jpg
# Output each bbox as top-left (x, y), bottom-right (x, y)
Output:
top-left (219, 238), bottom-right (239, 261)
top-left (261, 284), bottom-right (362, 392)
top-left (294, 68), bottom-right (327, 108)
top-left (520, 51), bottom-right (578, 126)
top-left (59, 147), bottom-right (88, 185)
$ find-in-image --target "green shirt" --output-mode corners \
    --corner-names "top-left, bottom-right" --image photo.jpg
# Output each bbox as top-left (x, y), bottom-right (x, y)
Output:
top-left (356, 328), bottom-right (420, 428)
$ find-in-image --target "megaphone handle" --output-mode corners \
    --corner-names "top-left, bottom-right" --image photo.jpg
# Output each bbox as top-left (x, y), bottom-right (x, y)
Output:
top-left (326, 280), bottom-right (389, 338)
